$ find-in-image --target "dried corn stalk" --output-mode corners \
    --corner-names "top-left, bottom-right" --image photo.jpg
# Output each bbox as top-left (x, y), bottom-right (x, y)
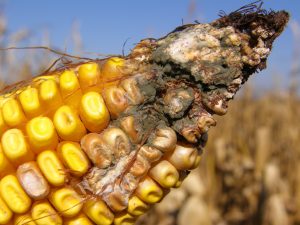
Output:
top-left (0, 4), bottom-right (289, 225)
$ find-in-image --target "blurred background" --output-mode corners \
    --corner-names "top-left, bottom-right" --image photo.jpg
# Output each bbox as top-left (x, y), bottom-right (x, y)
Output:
top-left (0, 1), bottom-right (299, 225)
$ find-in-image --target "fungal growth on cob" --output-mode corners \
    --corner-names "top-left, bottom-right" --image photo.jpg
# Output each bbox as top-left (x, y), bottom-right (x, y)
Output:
top-left (0, 3), bottom-right (289, 225)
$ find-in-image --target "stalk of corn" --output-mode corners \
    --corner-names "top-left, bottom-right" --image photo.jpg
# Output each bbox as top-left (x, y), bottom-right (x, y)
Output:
top-left (0, 4), bottom-right (289, 225)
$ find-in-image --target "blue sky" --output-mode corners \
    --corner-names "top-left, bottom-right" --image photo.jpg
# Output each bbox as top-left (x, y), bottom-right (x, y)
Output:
top-left (2, 0), bottom-right (300, 91)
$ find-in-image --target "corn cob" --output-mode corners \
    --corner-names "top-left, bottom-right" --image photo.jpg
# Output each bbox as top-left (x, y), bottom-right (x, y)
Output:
top-left (0, 5), bottom-right (288, 225)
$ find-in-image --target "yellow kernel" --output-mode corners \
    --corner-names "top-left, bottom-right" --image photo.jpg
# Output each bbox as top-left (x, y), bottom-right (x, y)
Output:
top-left (101, 57), bottom-right (125, 86)
top-left (149, 160), bottom-right (179, 188)
top-left (57, 141), bottom-right (90, 177)
top-left (0, 146), bottom-right (14, 178)
top-left (79, 92), bottom-right (110, 132)
top-left (114, 212), bottom-right (136, 225)
top-left (37, 150), bottom-right (66, 186)
top-left (78, 62), bottom-right (101, 92)
top-left (39, 79), bottom-right (63, 116)
top-left (102, 86), bottom-right (128, 119)
top-left (0, 195), bottom-right (12, 224)
top-left (135, 176), bottom-right (163, 204)
top-left (0, 112), bottom-right (8, 137)
top-left (0, 96), bottom-right (10, 108)
top-left (59, 70), bottom-right (82, 110)
top-left (64, 213), bottom-right (93, 225)
top-left (53, 105), bottom-right (87, 141)
top-left (1, 129), bottom-right (34, 166)
top-left (2, 98), bottom-right (27, 127)
top-left (14, 213), bottom-right (36, 225)
top-left (0, 174), bottom-right (31, 214)
top-left (49, 187), bottom-right (83, 218)
top-left (26, 117), bottom-right (58, 154)
top-left (31, 200), bottom-right (62, 225)
top-left (83, 199), bottom-right (114, 225)
top-left (127, 196), bottom-right (149, 216)
top-left (18, 88), bottom-right (42, 118)
top-left (17, 161), bottom-right (50, 200)
top-left (33, 75), bottom-right (58, 85)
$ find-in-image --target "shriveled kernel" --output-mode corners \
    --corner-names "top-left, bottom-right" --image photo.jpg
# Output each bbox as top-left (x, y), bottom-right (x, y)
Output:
top-left (18, 88), bottom-right (42, 118)
top-left (197, 114), bottom-right (216, 133)
top-left (2, 98), bottom-right (27, 127)
top-left (102, 86), bottom-right (128, 118)
top-left (135, 176), bottom-right (163, 204)
top-left (57, 141), bottom-right (90, 177)
top-left (81, 133), bottom-right (112, 168)
top-left (26, 117), bottom-right (58, 154)
top-left (1, 129), bottom-right (34, 166)
top-left (64, 213), bottom-right (93, 225)
top-left (78, 63), bottom-right (101, 92)
top-left (0, 196), bottom-right (12, 224)
top-left (79, 92), bottom-right (110, 132)
top-left (39, 79), bottom-right (63, 116)
top-left (120, 78), bottom-right (143, 105)
top-left (37, 150), bottom-right (66, 186)
top-left (114, 212), bottom-right (136, 225)
top-left (127, 196), bottom-right (149, 216)
top-left (101, 57), bottom-right (125, 85)
top-left (149, 160), bottom-right (179, 188)
top-left (120, 116), bottom-right (140, 144)
top-left (49, 187), bottom-right (83, 218)
top-left (105, 190), bottom-right (128, 212)
top-left (31, 200), bottom-right (62, 225)
top-left (59, 70), bottom-right (83, 110)
top-left (14, 213), bottom-right (36, 225)
top-left (17, 161), bottom-right (50, 200)
top-left (181, 126), bottom-right (200, 144)
top-left (101, 127), bottom-right (131, 159)
top-left (151, 126), bottom-right (177, 153)
top-left (53, 105), bottom-right (87, 141)
top-left (0, 146), bottom-right (14, 178)
top-left (0, 174), bottom-right (31, 214)
top-left (139, 146), bottom-right (162, 164)
top-left (167, 144), bottom-right (200, 170)
top-left (129, 153), bottom-right (150, 178)
top-left (83, 199), bottom-right (114, 225)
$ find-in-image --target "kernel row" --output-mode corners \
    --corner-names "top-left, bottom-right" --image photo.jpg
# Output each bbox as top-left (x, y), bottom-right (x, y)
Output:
top-left (0, 142), bottom-right (201, 224)
top-left (0, 186), bottom-right (147, 225)
top-left (0, 57), bottom-right (127, 137)
top-left (0, 139), bottom-right (90, 184)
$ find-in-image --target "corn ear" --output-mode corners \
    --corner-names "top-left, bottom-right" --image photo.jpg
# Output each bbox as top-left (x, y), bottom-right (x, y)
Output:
top-left (0, 5), bottom-right (288, 225)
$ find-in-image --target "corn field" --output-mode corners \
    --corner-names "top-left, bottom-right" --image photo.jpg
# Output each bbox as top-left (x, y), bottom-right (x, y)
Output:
top-left (0, 3), bottom-right (299, 225)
